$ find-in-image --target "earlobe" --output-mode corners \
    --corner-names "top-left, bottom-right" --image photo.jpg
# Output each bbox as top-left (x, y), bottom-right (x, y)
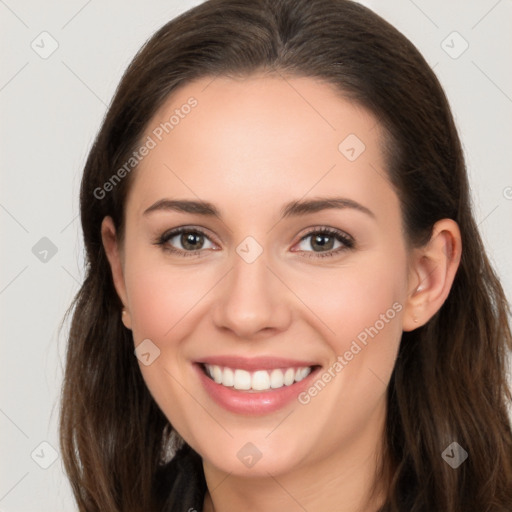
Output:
top-left (402, 219), bottom-right (462, 332)
top-left (101, 216), bottom-right (132, 330)
top-left (121, 308), bottom-right (132, 330)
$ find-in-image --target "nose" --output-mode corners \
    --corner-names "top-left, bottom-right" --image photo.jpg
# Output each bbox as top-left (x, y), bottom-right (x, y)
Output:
top-left (211, 246), bottom-right (292, 340)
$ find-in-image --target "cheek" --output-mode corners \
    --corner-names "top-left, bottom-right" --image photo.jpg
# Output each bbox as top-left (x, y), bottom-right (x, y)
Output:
top-left (122, 257), bottom-right (209, 437)
top-left (291, 253), bottom-right (406, 350)
top-left (290, 271), bottom-right (404, 455)
top-left (290, 252), bottom-right (406, 412)
top-left (124, 258), bottom-right (207, 341)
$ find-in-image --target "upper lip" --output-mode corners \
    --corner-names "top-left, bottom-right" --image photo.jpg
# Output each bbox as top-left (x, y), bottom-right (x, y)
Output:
top-left (197, 355), bottom-right (319, 371)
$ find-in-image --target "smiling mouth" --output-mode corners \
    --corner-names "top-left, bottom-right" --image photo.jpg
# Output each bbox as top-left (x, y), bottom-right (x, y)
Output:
top-left (200, 363), bottom-right (319, 392)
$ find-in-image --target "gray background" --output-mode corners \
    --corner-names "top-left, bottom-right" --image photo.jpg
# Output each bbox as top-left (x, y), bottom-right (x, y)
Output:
top-left (1, 1), bottom-right (511, 510)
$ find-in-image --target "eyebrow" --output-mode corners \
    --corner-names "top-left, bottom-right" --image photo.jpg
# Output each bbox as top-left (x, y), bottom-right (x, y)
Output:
top-left (143, 196), bottom-right (375, 219)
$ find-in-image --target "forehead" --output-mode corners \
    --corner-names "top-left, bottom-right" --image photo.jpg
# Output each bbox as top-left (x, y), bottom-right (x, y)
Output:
top-left (125, 74), bottom-right (397, 224)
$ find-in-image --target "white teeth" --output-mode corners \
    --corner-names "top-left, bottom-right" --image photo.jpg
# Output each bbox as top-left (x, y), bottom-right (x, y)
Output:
top-left (204, 364), bottom-right (313, 391)
top-left (270, 369), bottom-right (284, 389)
top-left (252, 370), bottom-right (270, 391)
top-left (223, 367), bottom-right (234, 387)
top-left (295, 367), bottom-right (310, 382)
top-left (212, 365), bottom-right (223, 384)
top-left (233, 369), bottom-right (251, 390)
top-left (284, 368), bottom-right (295, 386)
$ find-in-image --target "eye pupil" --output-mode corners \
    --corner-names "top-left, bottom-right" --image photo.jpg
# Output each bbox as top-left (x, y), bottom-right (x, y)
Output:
top-left (312, 234), bottom-right (334, 251)
top-left (182, 232), bottom-right (203, 250)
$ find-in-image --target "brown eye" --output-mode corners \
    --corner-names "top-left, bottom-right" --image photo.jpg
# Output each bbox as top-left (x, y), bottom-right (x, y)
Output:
top-left (179, 231), bottom-right (206, 250)
top-left (157, 227), bottom-right (216, 256)
top-left (294, 228), bottom-right (354, 258)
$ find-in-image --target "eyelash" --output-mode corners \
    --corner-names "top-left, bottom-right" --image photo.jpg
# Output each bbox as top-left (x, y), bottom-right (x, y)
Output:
top-left (154, 226), bottom-right (355, 259)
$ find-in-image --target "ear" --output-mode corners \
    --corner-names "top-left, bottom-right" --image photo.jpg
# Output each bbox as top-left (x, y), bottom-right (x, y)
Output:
top-left (101, 216), bottom-right (132, 330)
top-left (402, 219), bottom-right (462, 332)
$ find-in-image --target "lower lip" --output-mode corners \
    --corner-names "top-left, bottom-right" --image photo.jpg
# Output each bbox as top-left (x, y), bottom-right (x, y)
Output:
top-left (194, 364), bottom-right (320, 415)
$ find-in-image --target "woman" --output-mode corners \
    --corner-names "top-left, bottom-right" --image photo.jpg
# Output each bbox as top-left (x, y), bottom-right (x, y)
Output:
top-left (59, 0), bottom-right (512, 510)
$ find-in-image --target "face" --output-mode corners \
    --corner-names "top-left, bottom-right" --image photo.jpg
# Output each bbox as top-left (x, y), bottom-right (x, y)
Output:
top-left (104, 74), bottom-right (417, 479)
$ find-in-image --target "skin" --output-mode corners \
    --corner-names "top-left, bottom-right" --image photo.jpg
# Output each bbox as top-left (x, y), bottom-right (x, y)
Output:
top-left (102, 74), bottom-right (461, 512)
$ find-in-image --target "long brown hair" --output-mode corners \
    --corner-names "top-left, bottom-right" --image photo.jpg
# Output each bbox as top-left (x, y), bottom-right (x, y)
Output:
top-left (59, 0), bottom-right (512, 510)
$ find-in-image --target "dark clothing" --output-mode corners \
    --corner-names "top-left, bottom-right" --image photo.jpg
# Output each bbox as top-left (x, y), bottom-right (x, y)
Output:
top-left (154, 444), bottom-right (207, 512)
